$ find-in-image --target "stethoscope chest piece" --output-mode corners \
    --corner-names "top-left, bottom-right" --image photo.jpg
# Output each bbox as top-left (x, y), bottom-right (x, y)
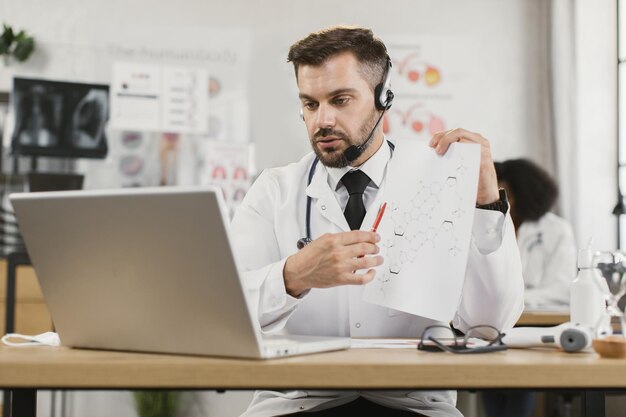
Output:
top-left (296, 237), bottom-right (312, 249)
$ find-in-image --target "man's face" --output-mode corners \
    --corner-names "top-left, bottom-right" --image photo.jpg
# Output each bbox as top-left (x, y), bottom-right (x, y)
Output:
top-left (297, 52), bottom-right (381, 168)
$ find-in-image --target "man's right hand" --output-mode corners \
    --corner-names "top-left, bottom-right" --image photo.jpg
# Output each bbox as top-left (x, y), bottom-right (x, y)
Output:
top-left (283, 231), bottom-right (383, 297)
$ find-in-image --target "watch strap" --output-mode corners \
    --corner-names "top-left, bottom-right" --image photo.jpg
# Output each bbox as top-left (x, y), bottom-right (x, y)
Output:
top-left (475, 188), bottom-right (509, 214)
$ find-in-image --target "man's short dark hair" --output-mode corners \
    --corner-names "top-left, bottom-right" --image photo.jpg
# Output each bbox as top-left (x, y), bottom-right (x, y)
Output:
top-left (494, 158), bottom-right (558, 224)
top-left (287, 26), bottom-right (389, 90)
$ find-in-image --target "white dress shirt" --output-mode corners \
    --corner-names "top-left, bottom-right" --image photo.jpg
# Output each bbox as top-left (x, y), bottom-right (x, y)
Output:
top-left (230, 139), bottom-right (525, 417)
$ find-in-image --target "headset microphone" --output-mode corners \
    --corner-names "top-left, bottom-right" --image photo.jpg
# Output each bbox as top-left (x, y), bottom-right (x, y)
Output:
top-left (344, 57), bottom-right (394, 163)
top-left (344, 106), bottom-right (387, 162)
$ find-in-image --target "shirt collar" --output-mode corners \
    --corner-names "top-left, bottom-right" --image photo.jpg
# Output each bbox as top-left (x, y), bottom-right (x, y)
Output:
top-left (326, 138), bottom-right (392, 191)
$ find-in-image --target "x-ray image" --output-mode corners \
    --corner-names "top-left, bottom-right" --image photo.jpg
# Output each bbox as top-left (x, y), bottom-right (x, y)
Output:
top-left (14, 85), bottom-right (63, 148)
top-left (69, 89), bottom-right (108, 150)
top-left (11, 77), bottom-right (109, 159)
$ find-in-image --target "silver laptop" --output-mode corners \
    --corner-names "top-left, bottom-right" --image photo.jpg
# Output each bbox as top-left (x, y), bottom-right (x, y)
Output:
top-left (9, 186), bottom-right (350, 359)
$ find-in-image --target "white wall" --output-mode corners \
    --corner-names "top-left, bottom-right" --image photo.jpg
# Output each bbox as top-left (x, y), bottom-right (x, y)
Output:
top-left (0, 0), bottom-right (545, 168)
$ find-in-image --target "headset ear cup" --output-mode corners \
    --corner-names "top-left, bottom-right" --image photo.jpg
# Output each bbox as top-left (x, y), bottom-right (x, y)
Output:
top-left (374, 84), bottom-right (394, 111)
top-left (375, 57), bottom-right (394, 111)
top-left (374, 83), bottom-right (386, 111)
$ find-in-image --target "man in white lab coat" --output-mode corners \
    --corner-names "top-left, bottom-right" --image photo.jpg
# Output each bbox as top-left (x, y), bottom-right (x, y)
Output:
top-left (231, 26), bottom-right (525, 417)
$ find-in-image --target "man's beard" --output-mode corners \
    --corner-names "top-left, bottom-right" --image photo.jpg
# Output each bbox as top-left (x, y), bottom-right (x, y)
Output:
top-left (310, 108), bottom-right (380, 168)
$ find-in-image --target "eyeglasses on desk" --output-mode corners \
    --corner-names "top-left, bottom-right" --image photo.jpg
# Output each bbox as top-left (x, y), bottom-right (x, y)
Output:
top-left (418, 324), bottom-right (507, 354)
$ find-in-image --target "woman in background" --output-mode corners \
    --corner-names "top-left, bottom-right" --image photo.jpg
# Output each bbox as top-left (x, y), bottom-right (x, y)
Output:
top-left (482, 158), bottom-right (577, 417)
top-left (495, 158), bottom-right (577, 308)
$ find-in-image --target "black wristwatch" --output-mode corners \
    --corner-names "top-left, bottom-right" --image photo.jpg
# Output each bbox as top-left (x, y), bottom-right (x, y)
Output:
top-left (475, 188), bottom-right (509, 214)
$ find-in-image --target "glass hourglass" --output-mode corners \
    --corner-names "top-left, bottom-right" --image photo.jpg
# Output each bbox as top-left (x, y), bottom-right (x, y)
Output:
top-left (592, 250), bottom-right (626, 338)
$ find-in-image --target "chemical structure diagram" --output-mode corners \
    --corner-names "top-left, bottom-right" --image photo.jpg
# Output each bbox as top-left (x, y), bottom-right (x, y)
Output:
top-left (376, 157), bottom-right (471, 296)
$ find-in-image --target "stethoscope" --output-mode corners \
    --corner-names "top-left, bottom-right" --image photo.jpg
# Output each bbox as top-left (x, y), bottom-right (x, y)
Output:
top-left (524, 231), bottom-right (544, 252)
top-left (296, 140), bottom-right (395, 249)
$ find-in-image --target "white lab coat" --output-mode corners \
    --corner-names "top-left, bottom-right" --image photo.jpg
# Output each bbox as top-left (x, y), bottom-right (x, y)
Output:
top-left (516, 212), bottom-right (577, 308)
top-left (230, 147), bottom-right (525, 417)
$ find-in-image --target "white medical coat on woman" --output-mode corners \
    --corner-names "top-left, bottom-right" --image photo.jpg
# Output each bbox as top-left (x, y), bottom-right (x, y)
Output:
top-left (230, 141), bottom-right (525, 417)
top-left (517, 212), bottom-right (577, 308)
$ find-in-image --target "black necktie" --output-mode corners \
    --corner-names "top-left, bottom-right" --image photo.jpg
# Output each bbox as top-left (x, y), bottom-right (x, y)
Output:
top-left (342, 170), bottom-right (370, 230)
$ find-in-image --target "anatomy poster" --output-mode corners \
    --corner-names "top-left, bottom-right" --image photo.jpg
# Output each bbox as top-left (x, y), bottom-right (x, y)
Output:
top-left (79, 26), bottom-right (252, 194)
top-left (101, 26), bottom-right (250, 144)
top-left (363, 139), bottom-right (480, 322)
top-left (384, 36), bottom-right (475, 141)
top-left (196, 140), bottom-right (254, 218)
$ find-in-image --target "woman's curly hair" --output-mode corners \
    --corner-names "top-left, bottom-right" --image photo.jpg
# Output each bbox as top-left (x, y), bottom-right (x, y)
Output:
top-left (494, 158), bottom-right (558, 226)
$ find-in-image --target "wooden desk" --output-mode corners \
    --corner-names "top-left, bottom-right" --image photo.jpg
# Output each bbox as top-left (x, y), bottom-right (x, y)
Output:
top-left (0, 345), bottom-right (618, 416)
top-left (516, 310), bottom-right (570, 326)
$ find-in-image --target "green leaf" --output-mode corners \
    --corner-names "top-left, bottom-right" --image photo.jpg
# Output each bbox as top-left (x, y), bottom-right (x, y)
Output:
top-left (0, 38), bottom-right (10, 55)
top-left (1, 24), bottom-right (14, 43)
top-left (13, 36), bottom-right (34, 61)
top-left (133, 390), bottom-right (181, 417)
top-left (0, 24), bottom-right (15, 55)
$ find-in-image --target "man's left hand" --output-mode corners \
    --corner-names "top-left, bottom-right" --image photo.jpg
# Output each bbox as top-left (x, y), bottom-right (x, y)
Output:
top-left (429, 128), bottom-right (499, 205)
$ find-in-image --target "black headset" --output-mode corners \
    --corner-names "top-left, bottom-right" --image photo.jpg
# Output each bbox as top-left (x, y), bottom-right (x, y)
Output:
top-left (374, 57), bottom-right (394, 111)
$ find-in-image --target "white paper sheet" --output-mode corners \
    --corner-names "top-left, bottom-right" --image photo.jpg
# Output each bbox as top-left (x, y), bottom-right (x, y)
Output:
top-left (110, 63), bottom-right (162, 131)
top-left (363, 139), bottom-right (481, 322)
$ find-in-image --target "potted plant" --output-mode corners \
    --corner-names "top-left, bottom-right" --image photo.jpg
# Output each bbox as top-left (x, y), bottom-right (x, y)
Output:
top-left (0, 23), bottom-right (35, 65)
top-left (133, 390), bottom-right (181, 417)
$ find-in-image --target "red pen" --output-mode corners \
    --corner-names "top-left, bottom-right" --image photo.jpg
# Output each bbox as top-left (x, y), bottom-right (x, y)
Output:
top-left (354, 202), bottom-right (387, 266)
top-left (371, 202), bottom-right (387, 232)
